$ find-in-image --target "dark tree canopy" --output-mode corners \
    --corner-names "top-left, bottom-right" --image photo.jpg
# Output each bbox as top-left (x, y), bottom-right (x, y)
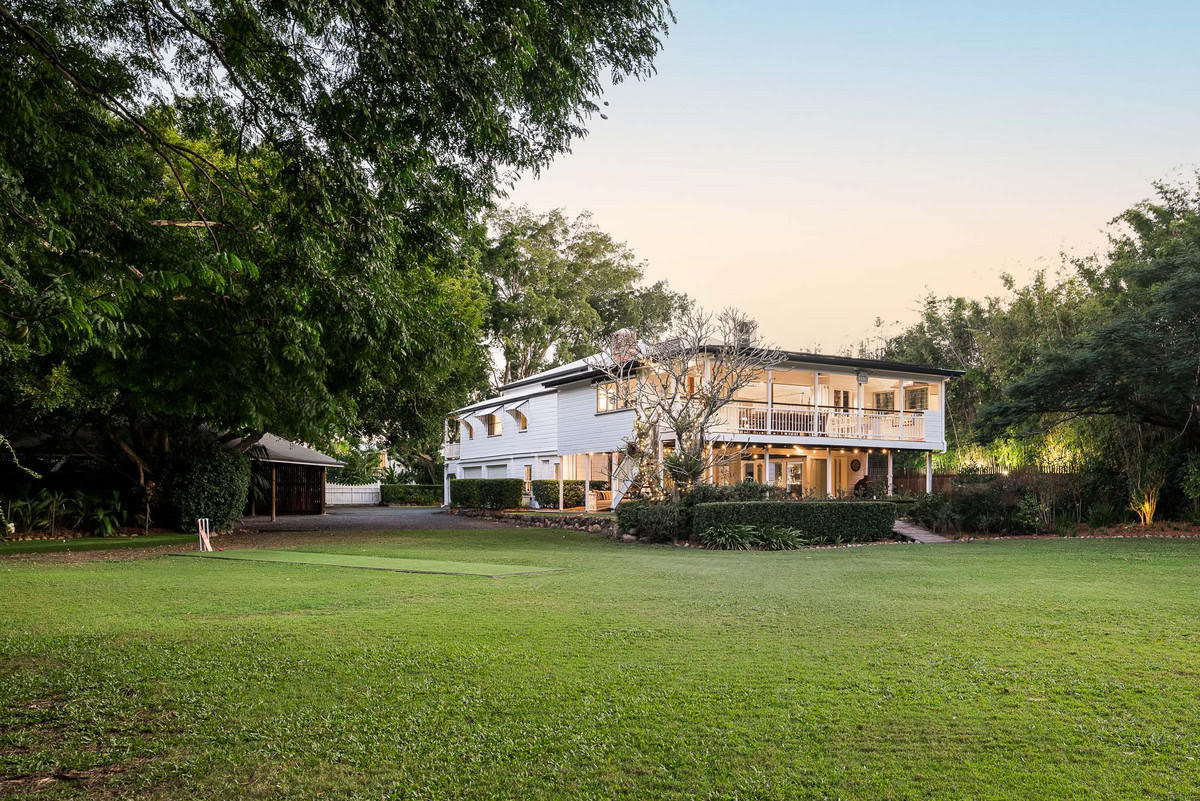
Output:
top-left (480, 205), bottom-right (687, 385)
top-left (871, 178), bottom-right (1200, 471)
top-left (975, 181), bottom-right (1200, 445)
top-left (0, 0), bottom-right (674, 486)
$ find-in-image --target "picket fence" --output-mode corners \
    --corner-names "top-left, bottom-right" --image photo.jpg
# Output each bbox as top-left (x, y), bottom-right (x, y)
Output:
top-left (325, 481), bottom-right (382, 505)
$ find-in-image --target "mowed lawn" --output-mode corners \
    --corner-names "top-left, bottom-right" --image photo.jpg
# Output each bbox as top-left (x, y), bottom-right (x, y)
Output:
top-left (2, 531), bottom-right (1199, 799)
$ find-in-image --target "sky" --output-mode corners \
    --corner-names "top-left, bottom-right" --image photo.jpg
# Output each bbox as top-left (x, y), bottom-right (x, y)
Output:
top-left (509, 0), bottom-right (1200, 352)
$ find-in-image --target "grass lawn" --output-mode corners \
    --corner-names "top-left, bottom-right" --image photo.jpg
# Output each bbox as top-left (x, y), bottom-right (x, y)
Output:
top-left (0, 534), bottom-right (193, 556)
top-left (2, 531), bottom-right (1199, 799)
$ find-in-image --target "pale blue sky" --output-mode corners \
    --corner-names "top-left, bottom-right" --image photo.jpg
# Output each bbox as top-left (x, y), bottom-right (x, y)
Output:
top-left (510, 1), bottom-right (1200, 351)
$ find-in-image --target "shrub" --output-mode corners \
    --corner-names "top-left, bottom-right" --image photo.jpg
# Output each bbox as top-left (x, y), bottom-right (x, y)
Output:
top-left (450, 478), bottom-right (524, 509)
top-left (616, 500), bottom-right (689, 543)
top-left (161, 446), bottom-right (251, 532)
top-left (908, 493), bottom-right (955, 533)
top-left (530, 480), bottom-right (609, 509)
top-left (688, 481), bottom-right (779, 504)
top-left (381, 484), bottom-right (442, 505)
top-left (908, 486), bottom-right (1054, 535)
top-left (1086, 500), bottom-right (1124, 529)
top-left (698, 524), bottom-right (758, 550)
top-left (754, 526), bottom-right (806, 550)
top-left (697, 524), bottom-right (808, 551)
top-left (691, 501), bottom-right (896, 544)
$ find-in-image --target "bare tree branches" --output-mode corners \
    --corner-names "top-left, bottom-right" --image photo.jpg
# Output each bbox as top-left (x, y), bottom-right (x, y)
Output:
top-left (592, 306), bottom-right (781, 497)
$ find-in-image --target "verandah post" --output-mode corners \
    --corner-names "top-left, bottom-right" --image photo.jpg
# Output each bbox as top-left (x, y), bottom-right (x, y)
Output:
top-left (856, 375), bottom-right (865, 438)
top-left (558, 455), bottom-right (565, 510)
top-left (585, 452), bottom-right (592, 511)
top-left (925, 451), bottom-right (934, 494)
top-left (766, 369), bottom-right (774, 435)
top-left (811, 371), bottom-right (820, 435)
top-left (886, 449), bottom-right (894, 496)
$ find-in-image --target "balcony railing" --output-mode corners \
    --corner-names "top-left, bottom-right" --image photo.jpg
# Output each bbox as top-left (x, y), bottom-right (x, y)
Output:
top-left (442, 442), bottom-right (461, 460)
top-left (723, 401), bottom-right (925, 441)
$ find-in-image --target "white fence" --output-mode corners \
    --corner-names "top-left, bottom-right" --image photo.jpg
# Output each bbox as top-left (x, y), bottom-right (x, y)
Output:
top-left (325, 481), bottom-right (381, 505)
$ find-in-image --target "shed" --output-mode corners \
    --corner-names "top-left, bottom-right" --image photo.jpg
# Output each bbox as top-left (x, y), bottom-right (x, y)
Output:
top-left (226, 433), bottom-right (344, 519)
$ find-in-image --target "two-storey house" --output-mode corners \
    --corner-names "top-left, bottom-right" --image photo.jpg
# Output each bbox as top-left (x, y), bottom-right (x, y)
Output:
top-left (443, 348), bottom-right (962, 508)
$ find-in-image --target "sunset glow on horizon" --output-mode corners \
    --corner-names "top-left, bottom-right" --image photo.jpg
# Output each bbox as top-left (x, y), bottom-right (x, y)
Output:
top-left (510, 0), bottom-right (1200, 352)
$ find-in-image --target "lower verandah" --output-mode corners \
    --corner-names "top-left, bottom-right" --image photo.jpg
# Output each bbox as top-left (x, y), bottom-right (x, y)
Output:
top-left (549, 443), bottom-right (931, 505)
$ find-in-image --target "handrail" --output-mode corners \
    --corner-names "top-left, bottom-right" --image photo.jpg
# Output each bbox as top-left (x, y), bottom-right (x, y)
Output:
top-left (724, 401), bottom-right (925, 440)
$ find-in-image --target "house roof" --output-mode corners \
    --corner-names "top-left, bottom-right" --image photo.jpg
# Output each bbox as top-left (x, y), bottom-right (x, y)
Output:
top-left (542, 349), bottom-right (965, 388)
top-left (225, 433), bottom-right (345, 467)
top-left (775, 350), bottom-right (965, 378)
top-left (494, 356), bottom-right (596, 392)
top-left (451, 347), bottom-right (963, 416)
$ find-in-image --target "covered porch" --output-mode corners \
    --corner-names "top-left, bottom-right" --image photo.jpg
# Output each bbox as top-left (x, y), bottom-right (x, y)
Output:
top-left (716, 366), bottom-right (943, 443)
top-left (706, 443), bottom-right (933, 498)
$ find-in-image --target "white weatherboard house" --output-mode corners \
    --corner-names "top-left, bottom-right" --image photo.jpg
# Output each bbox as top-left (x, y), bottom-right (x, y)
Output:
top-left (442, 349), bottom-right (963, 509)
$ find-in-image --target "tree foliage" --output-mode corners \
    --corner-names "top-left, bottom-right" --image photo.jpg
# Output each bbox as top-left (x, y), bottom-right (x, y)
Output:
top-left (479, 205), bottom-right (686, 384)
top-left (0, 0), bottom-right (673, 493)
top-left (874, 178), bottom-right (1200, 523)
top-left (976, 181), bottom-right (1200, 444)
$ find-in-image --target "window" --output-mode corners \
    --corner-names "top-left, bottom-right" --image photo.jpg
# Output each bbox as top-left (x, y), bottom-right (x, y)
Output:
top-left (523, 465), bottom-right (532, 496)
top-left (905, 387), bottom-right (929, 411)
top-left (597, 379), bottom-right (635, 413)
top-left (460, 420), bottom-right (474, 440)
top-left (486, 413), bottom-right (503, 436)
top-left (872, 391), bottom-right (895, 411)
top-left (832, 389), bottom-right (853, 410)
top-left (515, 411), bottom-right (528, 432)
top-left (686, 375), bottom-right (696, 396)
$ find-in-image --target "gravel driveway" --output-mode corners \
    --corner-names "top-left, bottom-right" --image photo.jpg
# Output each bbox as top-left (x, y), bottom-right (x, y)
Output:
top-left (239, 505), bottom-right (498, 532)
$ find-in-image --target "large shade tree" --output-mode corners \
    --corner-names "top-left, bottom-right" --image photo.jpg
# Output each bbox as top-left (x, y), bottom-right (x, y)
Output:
top-left (0, 0), bottom-right (674, 488)
top-left (480, 205), bottom-right (686, 385)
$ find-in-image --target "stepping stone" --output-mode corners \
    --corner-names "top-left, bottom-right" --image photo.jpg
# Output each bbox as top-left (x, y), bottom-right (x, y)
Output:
top-left (893, 519), bottom-right (953, 544)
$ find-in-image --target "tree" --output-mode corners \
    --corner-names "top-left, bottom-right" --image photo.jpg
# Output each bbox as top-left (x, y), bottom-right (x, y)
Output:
top-left (976, 180), bottom-right (1200, 444)
top-left (480, 206), bottom-right (686, 385)
top-left (1, 1), bottom-right (672, 496)
top-left (973, 179), bottom-right (1200, 524)
top-left (594, 306), bottom-right (780, 498)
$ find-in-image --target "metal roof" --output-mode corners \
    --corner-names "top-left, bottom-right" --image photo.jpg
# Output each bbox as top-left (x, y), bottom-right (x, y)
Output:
top-left (225, 433), bottom-right (345, 467)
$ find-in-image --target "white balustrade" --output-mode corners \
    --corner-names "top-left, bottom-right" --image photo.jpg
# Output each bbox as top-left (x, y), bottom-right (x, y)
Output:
top-left (722, 402), bottom-right (925, 441)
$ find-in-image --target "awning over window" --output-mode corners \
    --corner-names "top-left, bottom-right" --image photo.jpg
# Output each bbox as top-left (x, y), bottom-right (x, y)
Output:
top-left (468, 405), bottom-right (503, 422)
top-left (502, 399), bottom-right (529, 416)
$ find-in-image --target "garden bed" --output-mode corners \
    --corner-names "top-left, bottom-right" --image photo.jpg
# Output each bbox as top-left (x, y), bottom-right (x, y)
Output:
top-left (447, 508), bottom-right (619, 537)
top-left (946, 520), bottom-right (1200, 541)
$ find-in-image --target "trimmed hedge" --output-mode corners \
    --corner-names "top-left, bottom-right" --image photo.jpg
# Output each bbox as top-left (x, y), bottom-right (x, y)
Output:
top-left (615, 483), bottom-right (781, 543)
top-left (530, 479), bottom-right (609, 509)
top-left (381, 483), bottom-right (442, 505)
top-left (449, 478), bottom-right (524, 509)
top-left (615, 500), bottom-right (689, 543)
top-left (692, 501), bottom-right (897, 544)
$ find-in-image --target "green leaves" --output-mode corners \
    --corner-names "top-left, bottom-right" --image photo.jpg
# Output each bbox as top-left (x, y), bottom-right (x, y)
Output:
top-left (2, 0), bottom-right (671, 481)
top-left (479, 206), bottom-right (686, 384)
